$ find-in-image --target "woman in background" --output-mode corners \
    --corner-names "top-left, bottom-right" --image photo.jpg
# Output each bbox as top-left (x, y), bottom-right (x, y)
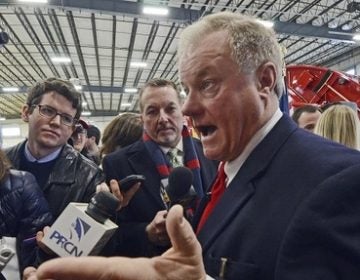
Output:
top-left (314, 104), bottom-right (360, 150)
top-left (100, 112), bottom-right (143, 159)
top-left (0, 150), bottom-right (52, 277)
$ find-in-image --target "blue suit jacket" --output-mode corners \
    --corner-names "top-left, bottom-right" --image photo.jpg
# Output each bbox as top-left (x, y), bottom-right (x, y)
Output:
top-left (103, 138), bottom-right (217, 257)
top-left (194, 115), bottom-right (360, 280)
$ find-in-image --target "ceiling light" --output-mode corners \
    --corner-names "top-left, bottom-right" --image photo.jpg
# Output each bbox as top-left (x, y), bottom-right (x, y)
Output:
top-left (18, 0), bottom-right (48, 3)
top-left (125, 88), bottom-right (138, 93)
top-left (353, 34), bottom-right (360, 41)
top-left (257, 19), bottom-right (274, 28)
top-left (74, 85), bottom-right (82, 90)
top-left (51, 56), bottom-right (71, 63)
top-left (82, 102), bottom-right (88, 107)
top-left (1, 126), bottom-right (20, 137)
top-left (81, 111), bottom-right (92, 116)
top-left (143, 6), bottom-right (169, 16)
top-left (2, 87), bottom-right (19, 92)
top-left (130, 61), bottom-right (147, 68)
top-left (0, 117), bottom-right (6, 121)
top-left (121, 103), bottom-right (132, 107)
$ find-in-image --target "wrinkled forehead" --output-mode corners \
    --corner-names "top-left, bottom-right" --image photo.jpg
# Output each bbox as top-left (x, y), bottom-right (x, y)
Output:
top-left (141, 86), bottom-right (181, 108)
top-left (179, 31), bottom-right (231, 82)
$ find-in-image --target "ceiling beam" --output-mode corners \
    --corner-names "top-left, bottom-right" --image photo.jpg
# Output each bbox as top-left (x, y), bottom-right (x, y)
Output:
top-left (275, 21), bottom-right (355, 43)
top-left (0, 0), bottom-right (201, 23)
top-left (1, 0), bottom-right (357, 41)
top-left (0, 85), bottom-right (126, 93)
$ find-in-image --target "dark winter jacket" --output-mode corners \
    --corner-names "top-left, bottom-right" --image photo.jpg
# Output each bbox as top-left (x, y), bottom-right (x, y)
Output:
top-left (5, 141), bottom-right (105, 219)
top-left (0, 169), bottom-right (52, 275)
top-left (5, 141), bottom-right (106, 271)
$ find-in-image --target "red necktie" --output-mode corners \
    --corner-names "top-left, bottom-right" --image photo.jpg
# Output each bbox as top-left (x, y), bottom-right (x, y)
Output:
top-left (196, 162), bottom-right (227, 234)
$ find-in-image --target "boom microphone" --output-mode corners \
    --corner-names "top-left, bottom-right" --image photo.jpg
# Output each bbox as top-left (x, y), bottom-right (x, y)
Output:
top-left (166, 167), bottom-right (196, 208)
top-left (42, 192), bottom-right (119, 257)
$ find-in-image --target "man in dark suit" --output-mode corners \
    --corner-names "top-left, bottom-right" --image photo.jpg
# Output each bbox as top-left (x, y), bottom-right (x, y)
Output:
top-left (102, 78), bottom-right (217, 257)
top-left (22, 12), bottom-right (360, 280)
top-left (178, 11), bottom-right (360, 279)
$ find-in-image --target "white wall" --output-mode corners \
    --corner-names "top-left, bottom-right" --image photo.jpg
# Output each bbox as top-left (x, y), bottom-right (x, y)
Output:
top-left (0, 116), bottom-right (116, 149)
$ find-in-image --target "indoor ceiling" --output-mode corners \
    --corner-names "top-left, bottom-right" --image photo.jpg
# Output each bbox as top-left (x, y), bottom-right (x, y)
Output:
top-left (1, 0), bottom-right (360, 119)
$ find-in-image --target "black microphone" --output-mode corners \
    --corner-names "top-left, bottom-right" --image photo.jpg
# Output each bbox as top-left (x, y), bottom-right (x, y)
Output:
top-left (166, 167), bottom-right (196, 208)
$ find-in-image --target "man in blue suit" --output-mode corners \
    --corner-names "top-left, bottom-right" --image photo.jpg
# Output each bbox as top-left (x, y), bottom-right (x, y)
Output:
top-left (102, 78), bottom-right (217, 257)
top-left (23, 12), bottom-right (360, 280)
top-left (177, 11), bottom-right (360, 279)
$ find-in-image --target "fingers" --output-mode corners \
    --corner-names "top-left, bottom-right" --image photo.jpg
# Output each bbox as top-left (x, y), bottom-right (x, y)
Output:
top-left (36, 256), bottom-right (153, 280)
top-left (108, 179), bottom-right (124, 210)
top-left (165, 205), bottom-right (201, 255)
top-left (122, 182), bottom-right (141, 207)
top-left (37, 257), bottom-right (108, 280)
top-left (35, 229), bottom-right (44, 244)
top-left (146, 210), bottom-right (169, 245)
top-left (96, 179), bottom-right (140, 210)
top-left (23, 267), bottom-right (37, 280)
top-left (96, 182), bottom-right (110, 193)
top-left (37, 227), bottom-right (55, 255)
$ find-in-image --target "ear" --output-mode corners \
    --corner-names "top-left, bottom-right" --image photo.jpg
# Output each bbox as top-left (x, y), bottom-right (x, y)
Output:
top-left (257, 62), bottom-right (277, 98)
top-left (21, 105), bottom-right (30, 122)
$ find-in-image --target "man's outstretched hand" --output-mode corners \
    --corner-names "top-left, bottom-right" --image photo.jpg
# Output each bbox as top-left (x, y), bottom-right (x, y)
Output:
top-left (23, 205), bottom-right (206, 280)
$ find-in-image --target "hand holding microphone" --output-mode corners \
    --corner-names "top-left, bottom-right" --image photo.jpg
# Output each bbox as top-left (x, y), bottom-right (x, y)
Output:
top-left (41, 192), bottom-right (120, 257)
top-left (165, 167), bottom-right (196, 209)
top-left (145, 210), bottom-right (170, 246)
top-left (96, 176), bottom-right (144, 210)
top-left (146, 167), bottom-right (196, 246)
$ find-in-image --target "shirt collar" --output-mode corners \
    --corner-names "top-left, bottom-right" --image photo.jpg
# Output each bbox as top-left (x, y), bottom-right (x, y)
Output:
top-left (24, 142), bottom-right (63, 163)
top-left (224, 109), bottom-right (283, 186)
top-left (160, 138), bottom-right (184, 155)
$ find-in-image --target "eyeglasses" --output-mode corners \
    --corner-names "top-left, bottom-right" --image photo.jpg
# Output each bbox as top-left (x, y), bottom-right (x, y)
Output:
top-left (33, 104), bottom-right (77, 127)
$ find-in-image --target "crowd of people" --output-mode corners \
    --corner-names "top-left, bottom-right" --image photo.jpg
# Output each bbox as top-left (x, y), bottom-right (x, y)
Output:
top-left (1, 10), bottom-right (360, 280)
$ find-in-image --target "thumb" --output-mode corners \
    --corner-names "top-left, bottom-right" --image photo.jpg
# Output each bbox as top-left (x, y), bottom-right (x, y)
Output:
top-left (165, 205), bottom-right (201, 255)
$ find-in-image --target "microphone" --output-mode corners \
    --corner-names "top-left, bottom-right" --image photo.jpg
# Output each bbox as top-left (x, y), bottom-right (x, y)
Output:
top-left (0, 238), bottom-right (15, 272)
top-left (42, 192), bottom-right (119, 257)
top-left (166, 167), bottom-right (196, 209)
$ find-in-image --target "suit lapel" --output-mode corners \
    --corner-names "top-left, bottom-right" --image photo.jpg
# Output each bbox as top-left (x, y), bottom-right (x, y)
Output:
top-left (197, 176), bottom-right (256, 250)
top-left (197, 115), bottom-right (298, 250)
top-left (127, 142), bottom-right (166, 208)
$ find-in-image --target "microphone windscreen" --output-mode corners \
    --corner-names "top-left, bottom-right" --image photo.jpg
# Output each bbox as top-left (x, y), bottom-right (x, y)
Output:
top-left (167, 167), bottom-right (193, 201)
top-left (85, 191), bottom-right (119, 223)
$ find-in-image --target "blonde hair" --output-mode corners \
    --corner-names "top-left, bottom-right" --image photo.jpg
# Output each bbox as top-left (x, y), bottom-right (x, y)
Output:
top-left (314, 105), bottom-right (360, 150)
top-left (0, 150), bottom-right (11, 182)
top-left (178, 11), bottom-right (284, 97)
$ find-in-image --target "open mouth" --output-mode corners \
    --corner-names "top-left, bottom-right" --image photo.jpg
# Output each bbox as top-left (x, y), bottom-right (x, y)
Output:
top-left (197, 125), bottom-right (217, 137)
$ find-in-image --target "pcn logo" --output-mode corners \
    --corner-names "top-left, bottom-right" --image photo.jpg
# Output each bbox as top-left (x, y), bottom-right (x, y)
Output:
top-left (70, 217), bottom-right (91, 241)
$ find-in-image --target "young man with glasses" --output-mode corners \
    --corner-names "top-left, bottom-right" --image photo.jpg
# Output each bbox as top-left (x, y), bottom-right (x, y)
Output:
top-left (5, 78), bottom-right (105, 220)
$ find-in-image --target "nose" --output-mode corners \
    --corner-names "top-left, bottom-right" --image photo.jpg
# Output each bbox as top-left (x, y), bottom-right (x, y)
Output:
top-left (49, 113), bottom-right (62, 125)
top-left (158, 109), bottom-right (169, 123)
top-left (182, 92), bottom-right (199, 117)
